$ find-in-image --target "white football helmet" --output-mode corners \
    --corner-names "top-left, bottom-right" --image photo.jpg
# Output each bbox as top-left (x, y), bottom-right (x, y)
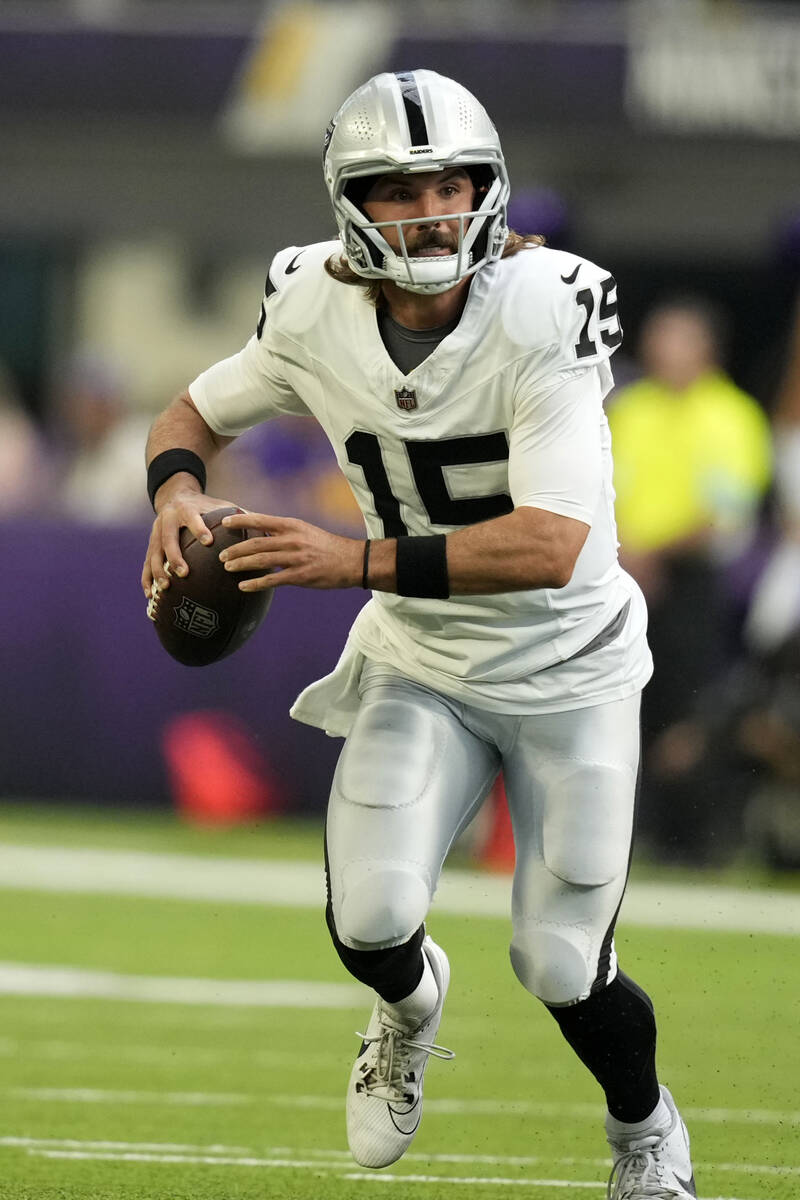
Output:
top-left (323, 70), bottom-right (510, 295)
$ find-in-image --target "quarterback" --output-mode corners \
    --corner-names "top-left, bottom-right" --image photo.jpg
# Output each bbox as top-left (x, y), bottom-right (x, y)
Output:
top-left (142, 70), bottom-right (696, 1199)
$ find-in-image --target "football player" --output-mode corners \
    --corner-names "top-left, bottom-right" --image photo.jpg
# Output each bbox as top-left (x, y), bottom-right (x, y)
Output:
top-left (142, 70), bottom-right (696, 1200)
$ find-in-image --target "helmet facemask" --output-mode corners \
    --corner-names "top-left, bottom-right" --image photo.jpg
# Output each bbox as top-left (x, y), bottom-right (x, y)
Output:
top-left (339, 169), bottom-right (507, 295)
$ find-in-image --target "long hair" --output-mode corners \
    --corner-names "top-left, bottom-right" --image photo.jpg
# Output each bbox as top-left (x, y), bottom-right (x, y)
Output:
top-left (324, 230), bottom-right (545, 307)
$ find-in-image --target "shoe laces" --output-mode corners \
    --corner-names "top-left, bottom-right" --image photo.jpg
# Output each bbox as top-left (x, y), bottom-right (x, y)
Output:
top-left (355, 1016), bottom-right (454, 1105)
top-left (607, 1135), bottom-right (687, 1200)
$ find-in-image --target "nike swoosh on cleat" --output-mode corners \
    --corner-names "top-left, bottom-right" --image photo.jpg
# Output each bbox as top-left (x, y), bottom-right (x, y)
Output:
top-left (675, 1173), bottom-right (696, 1196)
top-left (560, 264), bottom-right (580, 284)
top-left (285, 252), bottom-right (305, 274)
top-left (388, 1098), bottom-right (421, 1135)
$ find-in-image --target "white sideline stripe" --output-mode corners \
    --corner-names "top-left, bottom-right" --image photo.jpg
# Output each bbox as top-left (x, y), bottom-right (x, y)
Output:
top-left (0, 962), bottom-right (365, 1008)
top-left (0, 1136), bottom-right (251, 1153)
top-left (2, 1138), bottom-right (793, 1180)
top-left (31, 1150), bottom-right (354, 1170)
top-left (0, 843), bottom-right (798, 934)
top-left (346, 1174), bottom-right (597, 1190)
top-left (10, 1087), bottom-right (249, 1106)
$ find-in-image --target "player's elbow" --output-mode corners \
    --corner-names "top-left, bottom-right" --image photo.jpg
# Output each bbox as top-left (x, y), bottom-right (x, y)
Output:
top-left (547, 554), bottom-right (577, 589)
top-left (537, 546), bottom-right (578, 589)
top-left (517, 510), bottom-right (588, 589)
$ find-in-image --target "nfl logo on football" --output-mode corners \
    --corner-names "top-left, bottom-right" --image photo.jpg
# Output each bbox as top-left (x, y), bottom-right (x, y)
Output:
top-left (394, 385), bottom-right (417, 411)
top-left (173, 596), bottom-right (220, 639)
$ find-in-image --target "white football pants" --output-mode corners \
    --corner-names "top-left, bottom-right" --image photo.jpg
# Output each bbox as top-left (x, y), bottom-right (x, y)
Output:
top-left (326, 662), bottom-right (641, 1007)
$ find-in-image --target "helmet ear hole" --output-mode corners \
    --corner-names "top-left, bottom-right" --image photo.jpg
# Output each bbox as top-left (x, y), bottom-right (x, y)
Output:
top-left (344, 176), bottom-right (376, 211)
top-left (466, 165), bottom-right (494, 193)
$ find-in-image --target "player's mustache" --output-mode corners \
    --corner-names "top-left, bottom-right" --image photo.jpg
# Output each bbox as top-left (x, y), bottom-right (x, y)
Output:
top-left (407, 230), bottom-right (458, 254)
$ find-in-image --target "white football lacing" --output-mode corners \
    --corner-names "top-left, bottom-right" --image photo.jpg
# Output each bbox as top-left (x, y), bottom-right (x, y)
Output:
top-left (354, 1021), bottom-right (454, 1105)
top-left (146, 580), bottom-right (161, 621)
top-left (607, 1137), bottom-right (689, 1200)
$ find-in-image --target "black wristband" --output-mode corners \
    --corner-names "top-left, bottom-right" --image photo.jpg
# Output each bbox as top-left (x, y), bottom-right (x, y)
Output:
top-left (147, 448), bottom-right (207, 509)
top-left (395, 534), bottom-right (449, 599)
top-left (361, 539), bottom-right (372, 589)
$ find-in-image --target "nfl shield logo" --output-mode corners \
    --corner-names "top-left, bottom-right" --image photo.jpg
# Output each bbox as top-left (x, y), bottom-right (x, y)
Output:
top-left (173, 596), bottom-right (220, 639)
top-left (395, 385), bottom-right (417, 411)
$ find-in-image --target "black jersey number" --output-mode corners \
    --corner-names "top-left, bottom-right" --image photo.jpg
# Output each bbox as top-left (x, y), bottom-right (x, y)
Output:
top-left (574, 276), bottom-right (622, 360)
top-left (345, 430), bottom-right (513, 536)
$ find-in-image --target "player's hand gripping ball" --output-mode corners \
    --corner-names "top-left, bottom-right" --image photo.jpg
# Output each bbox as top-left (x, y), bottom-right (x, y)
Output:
top-left (146, 507), bottom-right (272, 666)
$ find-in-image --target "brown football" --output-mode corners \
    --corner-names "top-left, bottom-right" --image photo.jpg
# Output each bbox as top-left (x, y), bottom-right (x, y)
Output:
top-left (147, 506), bottom-right (273, 666)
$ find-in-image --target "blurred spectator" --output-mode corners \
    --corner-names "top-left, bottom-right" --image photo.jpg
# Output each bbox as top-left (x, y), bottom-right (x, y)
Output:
top-left (608, 297), bottom-right (772, 861)
top-left (0, 359), bottom-right (53, 516)
top-left (52, 350), bottom-right (152, 524)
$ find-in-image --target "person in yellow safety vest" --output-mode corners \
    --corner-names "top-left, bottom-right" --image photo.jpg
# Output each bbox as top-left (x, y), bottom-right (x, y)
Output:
top-left (608, 297), bottom-right (772, 862)
top-left (609, 298), bottom-right (771, 577)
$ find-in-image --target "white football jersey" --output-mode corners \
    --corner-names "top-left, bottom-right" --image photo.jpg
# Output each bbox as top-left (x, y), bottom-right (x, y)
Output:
top-left (189, 239), bottom-right (652, 730)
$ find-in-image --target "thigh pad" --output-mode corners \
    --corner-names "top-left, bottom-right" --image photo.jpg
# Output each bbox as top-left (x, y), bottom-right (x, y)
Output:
top-left (542, 758), bottom-right (635, 887)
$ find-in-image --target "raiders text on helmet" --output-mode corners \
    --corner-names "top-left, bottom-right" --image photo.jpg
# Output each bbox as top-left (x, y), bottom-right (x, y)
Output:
top-left (323, 70), bottom-right (510, 295)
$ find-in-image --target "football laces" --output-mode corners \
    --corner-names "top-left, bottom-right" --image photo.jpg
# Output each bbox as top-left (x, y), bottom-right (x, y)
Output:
top-left (146, 580), bottom-right (161, 622)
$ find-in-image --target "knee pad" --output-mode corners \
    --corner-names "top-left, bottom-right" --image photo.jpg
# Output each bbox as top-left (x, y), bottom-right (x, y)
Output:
top-left (510, 922), bottom-right (593, 1006)
top-left (337, 861), bottom-right (430, 947)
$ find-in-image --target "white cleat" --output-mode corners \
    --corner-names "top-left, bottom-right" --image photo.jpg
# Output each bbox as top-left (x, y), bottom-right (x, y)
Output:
top-left (606, 1086), bottom-right (696, 1200)
top-left (346, 935), bottom-right (454, 1168)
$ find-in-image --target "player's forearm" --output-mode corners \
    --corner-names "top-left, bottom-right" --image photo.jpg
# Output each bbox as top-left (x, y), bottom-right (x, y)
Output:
top-left (366, 507), bottom-right (589, 596)
top-left (446, 507), bottom-right (588, 592)
top-left (146, 390), bottom-right (232, 509)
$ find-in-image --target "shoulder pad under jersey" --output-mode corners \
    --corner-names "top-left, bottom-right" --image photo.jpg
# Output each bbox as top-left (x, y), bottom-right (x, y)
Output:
top-left (498, 246), bottom-right (623, 370)
top-left (255, 240), bottom-right (341, 340)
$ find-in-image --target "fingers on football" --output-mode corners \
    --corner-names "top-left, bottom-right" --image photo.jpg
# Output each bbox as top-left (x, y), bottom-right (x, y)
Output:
top-left (222, 512), bottom-right (294, 535)
top-left (219, 535), bottom-right (273, 565)
top-left (187, 509), bottom-right (214, 546)
top-left (223, 557), bottom-right (275, 574)
top-left (237, 573), bottom-right (282, 592)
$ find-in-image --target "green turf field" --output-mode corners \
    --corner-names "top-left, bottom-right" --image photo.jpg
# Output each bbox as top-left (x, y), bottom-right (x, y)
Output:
top-left (0, 804), bottom-right (797, 1200)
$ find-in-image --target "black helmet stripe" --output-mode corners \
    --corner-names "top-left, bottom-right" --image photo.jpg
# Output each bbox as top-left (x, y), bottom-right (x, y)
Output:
top-left (394, 71), bottom-right (430, 146)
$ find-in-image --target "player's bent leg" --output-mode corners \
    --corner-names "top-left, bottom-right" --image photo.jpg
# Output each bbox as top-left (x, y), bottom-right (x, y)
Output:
top-left (546, 971), bottom-right (659, 1120)
top-left (345, 934), bottom-right (454, 1169)
top-left (325, 665), bottom-right (498, 1168)
top-left (503, 694), bottom-right (696, 1195)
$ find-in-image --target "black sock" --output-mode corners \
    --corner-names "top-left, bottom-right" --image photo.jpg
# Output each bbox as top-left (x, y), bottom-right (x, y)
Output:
top-left (325, 901), bottom-right (425, 1002)
top-left (546, 970), bottom-right (660, 1123)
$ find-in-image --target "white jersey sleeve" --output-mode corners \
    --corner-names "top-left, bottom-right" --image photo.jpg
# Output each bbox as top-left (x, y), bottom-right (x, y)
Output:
top-left (509, 365), bottom-right (606, 526)
top-left (542, 252), bottom-right (622, 397)
top-left (188, 248), bottom-right (313, 437)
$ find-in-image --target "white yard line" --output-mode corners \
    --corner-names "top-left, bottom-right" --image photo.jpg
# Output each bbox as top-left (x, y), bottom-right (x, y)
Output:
top-left (346, 1174), bottom-right (599, 1189)
top-left (0, 1136), bottom-right (251, 1153)
top-left (9, 1087), bottom-right (249, 1105)
top-left (0, 843), bottom-right (797, 934)
top-left (0, 961), bottom-right (365, 1007)
top-left (31, 1149), bottom-right (355, 1169)
top-left (15, 1150), bottom-right (763, 1199)
top-left (2, 1137), bottom-right (795, 1178)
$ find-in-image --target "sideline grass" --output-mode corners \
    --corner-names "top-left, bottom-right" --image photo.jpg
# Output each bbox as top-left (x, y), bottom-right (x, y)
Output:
top-left (0, 803), bottom-right (797, 1199)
